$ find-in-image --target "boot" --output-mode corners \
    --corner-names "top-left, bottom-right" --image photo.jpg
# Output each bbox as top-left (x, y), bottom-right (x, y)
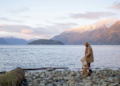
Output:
top-left (87, 69), bottom-right (93, 76)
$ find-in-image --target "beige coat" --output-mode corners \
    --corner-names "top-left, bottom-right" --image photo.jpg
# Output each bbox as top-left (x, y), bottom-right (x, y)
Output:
top-left (81, 57), bottom-right (88, 68)
top-left (85, 44), bottom-right (94, 63)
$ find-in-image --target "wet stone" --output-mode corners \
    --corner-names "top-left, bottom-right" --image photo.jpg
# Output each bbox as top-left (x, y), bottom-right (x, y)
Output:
top-left (25, 69), bottom-right (120, 86)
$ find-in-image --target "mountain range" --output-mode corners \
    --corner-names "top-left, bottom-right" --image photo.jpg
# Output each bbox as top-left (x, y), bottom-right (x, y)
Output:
top-left (0, 38), bottom-right (8, 44)
top-left (52, 21), bottom-right (120, 45)
top-left (0, 21), bottom-right (120, 45)
top-left (0, 37), bottom-right (34, 45)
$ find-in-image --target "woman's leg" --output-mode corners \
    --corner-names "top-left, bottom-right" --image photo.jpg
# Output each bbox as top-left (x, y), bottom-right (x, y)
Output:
top-left (87, 63), bottom-right (92, 76)
top-left (87, 63), bottom-right (90, 68)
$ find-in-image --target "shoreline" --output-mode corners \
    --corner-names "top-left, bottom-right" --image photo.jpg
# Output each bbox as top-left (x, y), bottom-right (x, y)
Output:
top-left (25, 68), bottom-right (120, 86)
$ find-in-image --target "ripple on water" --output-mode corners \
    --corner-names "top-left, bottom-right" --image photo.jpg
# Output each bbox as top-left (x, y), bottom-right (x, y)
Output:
top-left (0, 45), bottom-right (120, 71)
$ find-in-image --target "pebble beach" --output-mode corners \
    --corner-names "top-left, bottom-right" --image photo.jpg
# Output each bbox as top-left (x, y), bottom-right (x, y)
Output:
top-left (25, 68), bottom-right (120, 86)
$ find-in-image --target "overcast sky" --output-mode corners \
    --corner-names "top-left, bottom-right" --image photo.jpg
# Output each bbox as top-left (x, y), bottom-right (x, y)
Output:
top-left (0, 0), bottom-right (120, 40)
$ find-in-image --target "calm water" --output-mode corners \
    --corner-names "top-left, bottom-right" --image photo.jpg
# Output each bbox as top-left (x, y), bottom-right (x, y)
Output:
top-left (0, 45), bottom-right (120, 71)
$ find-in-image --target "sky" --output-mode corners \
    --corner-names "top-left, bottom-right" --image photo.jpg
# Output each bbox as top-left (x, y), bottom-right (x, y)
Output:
top-left (0, 0), bottom-right (120, 40)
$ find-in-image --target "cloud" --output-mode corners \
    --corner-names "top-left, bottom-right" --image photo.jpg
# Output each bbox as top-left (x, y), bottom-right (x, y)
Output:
top-left (0, 31), bottom-right (35, 40)
top-left (0, 25), bottom-right (32, 33)
top-left (21, 29), bottom-right (33, 34)
top-left (52, 22), bottom-right (78, 26)
top-left (0, 18), bottom-right (118, 40)
top-left (70, 12), bottom-right (117, 19)
top-left (109, 2), bottom-right (120, 12)
top-left (7, 7), bottom-right (29, 13)
top-left (35, 24), bottom-right (42, 26)
top-left (57, 17), bottom-right (68, 19)
top-left (0, 18), bottom-right (23, 23)
top-left (0, 22), bottom-right (77, 40)
top-left (0, 25), bottom-right (45, 40)
top-left (94, 18), bottom-right (119, 27)
top-left (33, 22), bottom-right (78, 37)
top-left (19, 16), bottom-right (33, 19)
top-left (43, 0), bottom-right (53, 1)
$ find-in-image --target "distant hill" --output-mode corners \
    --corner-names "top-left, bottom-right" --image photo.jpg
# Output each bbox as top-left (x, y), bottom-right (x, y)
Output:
top-left (0, 37), bottom-right (35, 45)
top-left (52, 21), bottom-right (120, 45)
top-left (28, 39), bottom-right (64, 45)
top-left (0, 38), bottom-right (8, 44)
top-left (4, 37), bottom-right (28, 45)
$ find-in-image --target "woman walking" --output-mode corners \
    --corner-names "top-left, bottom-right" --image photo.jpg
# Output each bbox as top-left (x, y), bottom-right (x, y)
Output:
top-left (84, 42), bottom-right (94, 76)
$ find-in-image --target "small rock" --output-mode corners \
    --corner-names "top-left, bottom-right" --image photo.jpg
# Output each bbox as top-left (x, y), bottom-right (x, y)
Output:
top-left (25, 72), bottom-right (31, 78)
top-left (101, 82), bottom-right (108, 86)
top-left (75, 83), bottom-right (82, 86)
top-left (38, 83), bottom-right (45, 86)
top-left (63, 83), bottom-right (69, 86)
top-left (79, 82), bottom-right (84, 86)
top-left (103, 68), bottom-right (110, 71)
top-left (70, 71), bottom-right (76, 76)
top-left (103, 71), bottom-right (107, 74)
top-left (109, 83), bottom-right (119, 86)
top-left (46, 68), bottom-right (55, 72)
top-left (40, 73), bottom-right (46, 78)
top-left (108, 77), bottom-right (114, 82)
top-left (33, 83), bottom-right (39, 86)
top-left (32, 76), bottom-right (36, 79)
top-left (55, 81), bottom-right (62, 86)
top-left (92, 84), bottom-right (98, 86)
top-left (84, 82), bottom-right (93, 86)
top-left (96, 70), bottom-right (100, 74)
top-left (47, 83), bottom-right (53, 86)
top-left (87, 76), bottom-right (92, 80)
top-left (34, 72), bottom-right (40, 77)
top-left (28, 84), bottom-right (33, 86)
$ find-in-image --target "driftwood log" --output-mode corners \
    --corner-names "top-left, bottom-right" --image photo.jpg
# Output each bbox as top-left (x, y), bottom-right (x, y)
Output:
top-left (0, 67), bottom-right (25, 86)
top-left (23, 67), bottom-right (68, 70)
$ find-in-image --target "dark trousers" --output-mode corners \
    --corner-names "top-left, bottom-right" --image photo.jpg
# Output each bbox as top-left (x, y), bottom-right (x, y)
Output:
top-left (87, 63), bottom-right (91, 68)
top-left (87, 63), bottom-right (92, 76)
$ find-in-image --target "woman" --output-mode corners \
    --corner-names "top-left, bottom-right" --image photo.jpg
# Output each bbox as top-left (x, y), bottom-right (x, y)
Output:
top-left (84, 42), bottom-right (94, 76)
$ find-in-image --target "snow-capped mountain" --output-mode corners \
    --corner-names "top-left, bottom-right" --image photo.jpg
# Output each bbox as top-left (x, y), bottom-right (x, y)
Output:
top-left (64, 23), bottom-right (107, 34)
top-left (51, 21), bottom-right (120, 45)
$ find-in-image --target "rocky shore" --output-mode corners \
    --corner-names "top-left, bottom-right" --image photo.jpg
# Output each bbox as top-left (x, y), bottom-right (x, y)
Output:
top-left (25, 68), bottom-right (120, 86)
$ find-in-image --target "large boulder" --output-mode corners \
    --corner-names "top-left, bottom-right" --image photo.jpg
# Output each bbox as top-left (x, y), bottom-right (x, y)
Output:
top-left (0, 67), bottom-right (25, 86)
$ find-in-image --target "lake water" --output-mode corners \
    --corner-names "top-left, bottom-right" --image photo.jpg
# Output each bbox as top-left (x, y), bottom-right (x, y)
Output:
top-left (0, 45), bottom-right (120, 72)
